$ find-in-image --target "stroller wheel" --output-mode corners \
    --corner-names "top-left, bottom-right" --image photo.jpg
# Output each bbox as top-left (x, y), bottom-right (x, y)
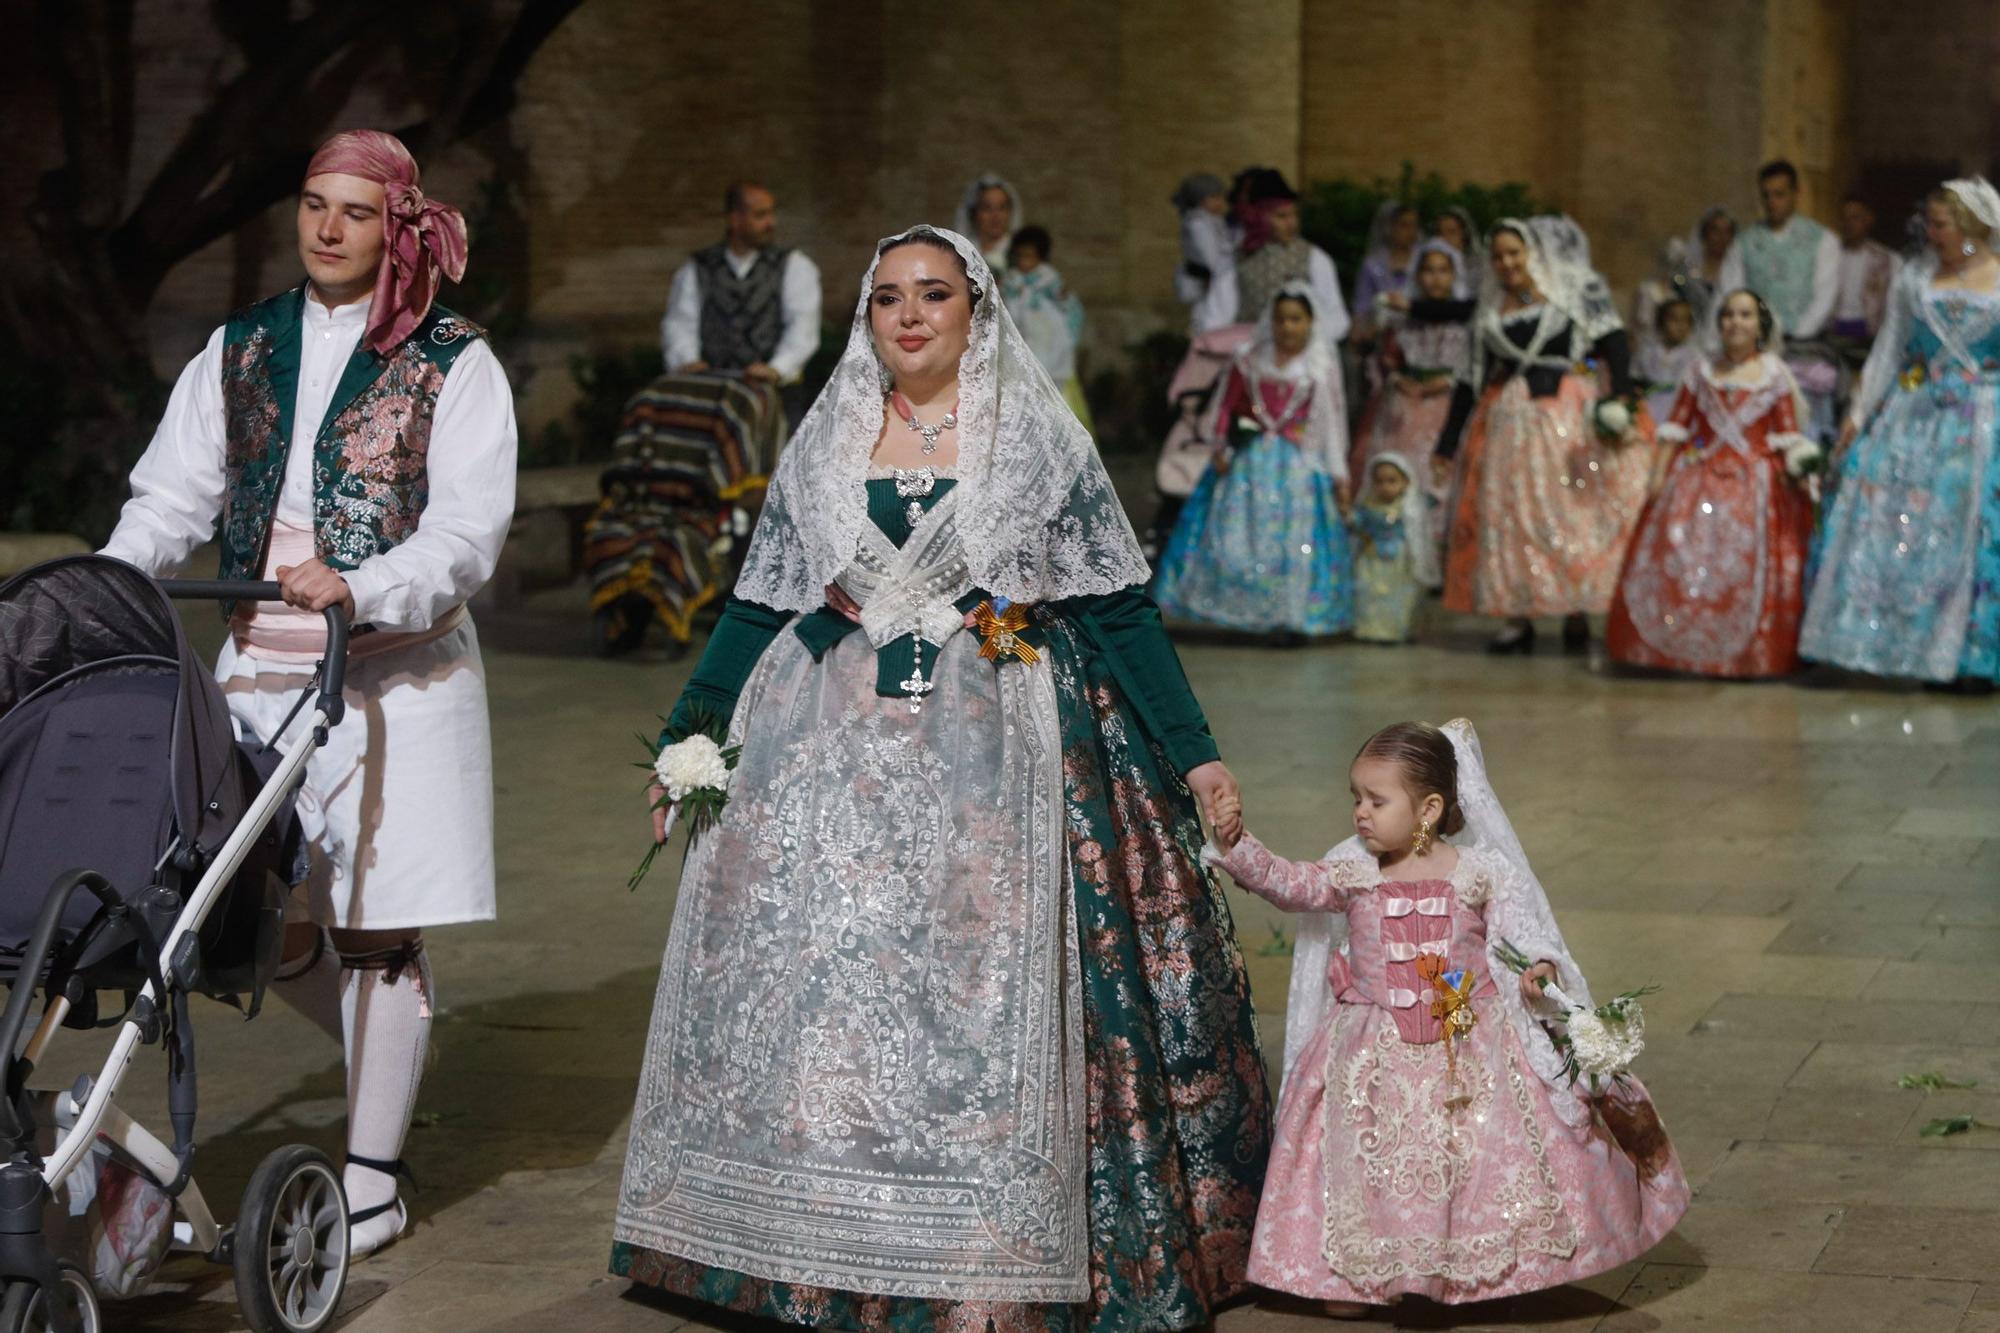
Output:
top-left (0, 1263), bottom-right (101, 1333)
top-left (232, 1145), bottom-right (350, 1333)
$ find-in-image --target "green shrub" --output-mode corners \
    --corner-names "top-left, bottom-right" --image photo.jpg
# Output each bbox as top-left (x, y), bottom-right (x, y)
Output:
top-left (1301, 162), bottom-right (1548, 287)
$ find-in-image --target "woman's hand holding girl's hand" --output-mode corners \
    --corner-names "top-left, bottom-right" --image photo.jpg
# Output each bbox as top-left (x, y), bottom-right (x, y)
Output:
top-left (1837, 418), bottom-right (1860, 453)
top-left (826, 582), bottom-right (863, 624)
top-left (1185, 761), bottom-right (1244, 850)
top-left (1518, 960), bottom-right (1560, 1002)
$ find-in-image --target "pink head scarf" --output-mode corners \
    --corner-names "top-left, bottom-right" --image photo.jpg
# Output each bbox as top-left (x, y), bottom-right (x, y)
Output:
top-left (304, 130), bottom-right (469, 355)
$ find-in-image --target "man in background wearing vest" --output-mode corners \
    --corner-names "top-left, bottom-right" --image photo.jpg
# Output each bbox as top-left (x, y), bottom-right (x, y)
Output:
top-left (1717, 159), bottom-right (1842, 440)
top-left (102, 129), bottom-right (516, 1260)
top-left (661, 181), bottom-right (823, 417)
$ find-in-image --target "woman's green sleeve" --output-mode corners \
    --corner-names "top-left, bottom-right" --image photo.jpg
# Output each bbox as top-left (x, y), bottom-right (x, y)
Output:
top-left (661, 597), bottom-right (791, 743)
top-left (1061, 586), bottom-right (1220, 775)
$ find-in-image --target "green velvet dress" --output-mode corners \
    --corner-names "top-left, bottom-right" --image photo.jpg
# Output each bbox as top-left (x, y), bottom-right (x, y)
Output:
top-left (612, 478), bottom-right (1271, 1331)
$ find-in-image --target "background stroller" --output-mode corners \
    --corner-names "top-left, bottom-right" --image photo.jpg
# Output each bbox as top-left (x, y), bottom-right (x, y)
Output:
top-left (0, 555), bottom-right (355, 1333)
top-left (1146, 324), bottom-right (1255, 563)
top-left (582, 371), bottom-right (788, 657)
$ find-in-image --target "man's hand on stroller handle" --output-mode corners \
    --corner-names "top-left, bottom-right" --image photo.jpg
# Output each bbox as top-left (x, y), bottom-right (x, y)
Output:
top-left (275, 557), bottom-right (357, 617)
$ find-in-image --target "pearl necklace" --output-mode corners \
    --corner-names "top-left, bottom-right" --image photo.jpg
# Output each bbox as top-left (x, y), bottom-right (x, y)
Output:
top-left (890, 391), bottom-right (958, 455)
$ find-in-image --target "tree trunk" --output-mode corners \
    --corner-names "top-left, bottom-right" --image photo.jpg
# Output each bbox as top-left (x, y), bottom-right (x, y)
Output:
top-left (3, 0), bottom-right (582, 534)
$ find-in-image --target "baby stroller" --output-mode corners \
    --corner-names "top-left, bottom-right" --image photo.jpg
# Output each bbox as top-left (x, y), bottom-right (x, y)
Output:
top-left (0, 555), bottom-right (354, 1332)
top-left (583, 371), bottom-right (787, 657)
top-left (1146, 324), bottom-right (1254, 561)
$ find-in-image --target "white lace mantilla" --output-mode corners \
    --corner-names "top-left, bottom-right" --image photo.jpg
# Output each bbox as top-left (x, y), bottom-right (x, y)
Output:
top-left (735, 225), bottom-right (1149, 612)
top-left (614, 627), bottom-right (1087, 1299)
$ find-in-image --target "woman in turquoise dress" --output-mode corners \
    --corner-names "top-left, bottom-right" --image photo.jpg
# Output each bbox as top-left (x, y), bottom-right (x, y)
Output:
top-left (611, 225), bottom-right (1272, 1332)
top-left (1801, 179), bottom-right (2000, 688)
top-left (1152, 283), bottom-right (1354, 639)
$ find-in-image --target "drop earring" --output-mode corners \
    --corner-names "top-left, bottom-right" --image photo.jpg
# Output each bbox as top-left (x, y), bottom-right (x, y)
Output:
top-left (1411, 818), bottom-right (1435, 857)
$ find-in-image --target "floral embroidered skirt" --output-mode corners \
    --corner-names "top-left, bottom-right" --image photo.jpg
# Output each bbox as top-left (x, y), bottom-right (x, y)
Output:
top-left (610, 616), bottom-right (1271, 1331)
top-left (1799, 375), bottom-right (2000, 682)
top-left (1606, 448), bottom-right (1815, 678)
top-left (1247, 1002), bottom-right (1687, 1305)
top-left (1443, 376), bottom-right (1655, 619)
top-left (1152, 433), bottom-right (1353, 636)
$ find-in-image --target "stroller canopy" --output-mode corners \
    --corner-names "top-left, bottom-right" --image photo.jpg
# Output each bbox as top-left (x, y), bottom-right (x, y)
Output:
top-left (0, 555), bottom-right (242, 863)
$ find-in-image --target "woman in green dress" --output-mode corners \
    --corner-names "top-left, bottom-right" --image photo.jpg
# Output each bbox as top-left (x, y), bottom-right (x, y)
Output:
top-left (611, 226), bottom-right (1271, 1332)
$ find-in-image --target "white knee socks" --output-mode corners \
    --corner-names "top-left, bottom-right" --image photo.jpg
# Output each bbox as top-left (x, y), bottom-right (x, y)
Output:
top-left (340, 943), bottom-right (432, 1257)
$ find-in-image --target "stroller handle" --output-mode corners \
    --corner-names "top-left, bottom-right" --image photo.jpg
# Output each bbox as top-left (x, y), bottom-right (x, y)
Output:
top-left (161, 580), bottom-right (350, 715)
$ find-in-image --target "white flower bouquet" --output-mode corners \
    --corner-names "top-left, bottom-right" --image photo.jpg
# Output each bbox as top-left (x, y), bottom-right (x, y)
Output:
top-left (1496, 937), bottom-right (1658, 1094)
top-left (1592, 397), bottom-right (1634, 444)
top-left (630, 706), bottom-right (739, 890)
top-left (1780, 436), bottom-right (1825, 479)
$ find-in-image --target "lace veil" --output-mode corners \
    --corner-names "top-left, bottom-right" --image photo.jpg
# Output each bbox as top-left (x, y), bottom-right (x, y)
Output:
top-left (733, 225), bottom-right (1150, 612)
top-left (1201, 281), bottom-right (1349, 482)
top-left (1280, 718), bottom-right (1597, 1126)
top-left (1435, 205), bottom-right (1482, 298)
top-left (1359, 452), bottom-right (1440, 588)
top-left (953, 174), bottom-right (1024, 259)
top-left (1463, 215), bottom-right (1622, 395)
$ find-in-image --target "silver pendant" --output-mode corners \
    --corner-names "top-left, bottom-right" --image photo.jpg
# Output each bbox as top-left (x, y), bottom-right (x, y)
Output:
top-left (904, 410), bottom-right (956, 454)
top-left (899, 666), bottom-right (934, 715)
top-left (906, 500), bottom-right (925, 528)
top-left (894, 466), bottom-right (938, 498)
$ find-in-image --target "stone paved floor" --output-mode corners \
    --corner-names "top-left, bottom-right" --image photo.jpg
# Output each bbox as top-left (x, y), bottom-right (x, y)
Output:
top-left (53, 588), bottom-right (2000, 1332)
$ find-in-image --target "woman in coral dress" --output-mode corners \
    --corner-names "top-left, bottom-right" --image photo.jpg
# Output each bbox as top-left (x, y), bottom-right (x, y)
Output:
top-left (1437, 217), bottom-right (1655, 654)
top-left (1607, 290), bottom-right (1819, 677)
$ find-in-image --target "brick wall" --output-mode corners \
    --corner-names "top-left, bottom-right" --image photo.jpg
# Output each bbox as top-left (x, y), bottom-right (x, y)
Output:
top-left (11, 0), bottom-right (1996, 445)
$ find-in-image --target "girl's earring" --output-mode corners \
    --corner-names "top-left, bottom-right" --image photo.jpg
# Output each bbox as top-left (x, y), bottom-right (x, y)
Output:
top-left (1965, 240), bottom-right (1979, 258)
top-left (1411, 818), bottom-right (1434, 857)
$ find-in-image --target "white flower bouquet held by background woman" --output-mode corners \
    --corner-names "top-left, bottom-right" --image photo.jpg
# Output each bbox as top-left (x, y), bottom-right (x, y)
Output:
top-left (629, 705), bottom-right (739, 890)
top-left (1495, 937), bottom-right (1660, 1094)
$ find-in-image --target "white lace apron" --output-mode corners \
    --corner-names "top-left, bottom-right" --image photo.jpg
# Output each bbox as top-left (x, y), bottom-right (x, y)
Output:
top-left (615, 492), bottom-right (1087, 1301)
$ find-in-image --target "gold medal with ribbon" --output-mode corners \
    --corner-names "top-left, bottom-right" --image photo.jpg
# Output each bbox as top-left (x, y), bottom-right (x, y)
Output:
top-left (1419, 954), bottom-right (1479, 1110)
top-left (972, 597), bottom-right (1039, 665)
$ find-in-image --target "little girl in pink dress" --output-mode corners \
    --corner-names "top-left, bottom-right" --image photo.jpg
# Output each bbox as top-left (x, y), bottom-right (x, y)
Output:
top-left (1207, 719), bottom-right (1688, 1314)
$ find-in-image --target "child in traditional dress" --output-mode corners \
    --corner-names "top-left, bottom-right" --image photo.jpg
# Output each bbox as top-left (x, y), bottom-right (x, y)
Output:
top-left (1351, 241), bottom-right (1471, 540)
top-left (1002, 226), bottom-right (1093, 429)
top-left (1207, 719), bottom-right (1689, 1316)
top-left (1634, 297), bottom-right (1703, 428)
top-left (1153, 283), bottom-right (1354, 641)
top-left (1349, 455), bottom-right (1436, 644)
top-left (1173, 172), bottom-right (1235, 335)
top-left (1608, 289), bottom-right (1819, 678)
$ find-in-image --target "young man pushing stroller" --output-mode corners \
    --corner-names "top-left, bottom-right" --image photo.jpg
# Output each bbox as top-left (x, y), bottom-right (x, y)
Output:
top-left (101, 129), bottom-right (517, 1258)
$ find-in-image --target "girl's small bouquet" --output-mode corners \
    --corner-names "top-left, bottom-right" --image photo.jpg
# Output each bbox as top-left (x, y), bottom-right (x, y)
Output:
top-left (1495, 938), bottom-right (1660, 1095)
top-left (630, 705), bottom-right (739, 890)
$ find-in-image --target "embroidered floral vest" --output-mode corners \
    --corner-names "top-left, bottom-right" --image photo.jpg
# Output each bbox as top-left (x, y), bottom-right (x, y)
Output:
top-left (217, 285), bottom-right (484, 594)
top-left (1739, 218), bottom-right (1828, 330)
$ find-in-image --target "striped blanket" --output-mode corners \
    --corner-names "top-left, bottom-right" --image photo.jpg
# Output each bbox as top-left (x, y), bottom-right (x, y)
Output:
top-left (583, 373), bottom-right (787, 646)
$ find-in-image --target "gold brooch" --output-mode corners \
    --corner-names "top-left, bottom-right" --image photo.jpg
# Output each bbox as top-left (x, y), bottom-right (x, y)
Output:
top-left (1899, 364), bottom-right (1927, 391)
top-left (972, 598), bottom-right (1039, 665)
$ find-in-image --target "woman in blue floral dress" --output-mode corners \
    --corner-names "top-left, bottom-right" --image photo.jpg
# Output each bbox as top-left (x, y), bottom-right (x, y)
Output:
top-left (1801, 179), bottom-right (2000, 688)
